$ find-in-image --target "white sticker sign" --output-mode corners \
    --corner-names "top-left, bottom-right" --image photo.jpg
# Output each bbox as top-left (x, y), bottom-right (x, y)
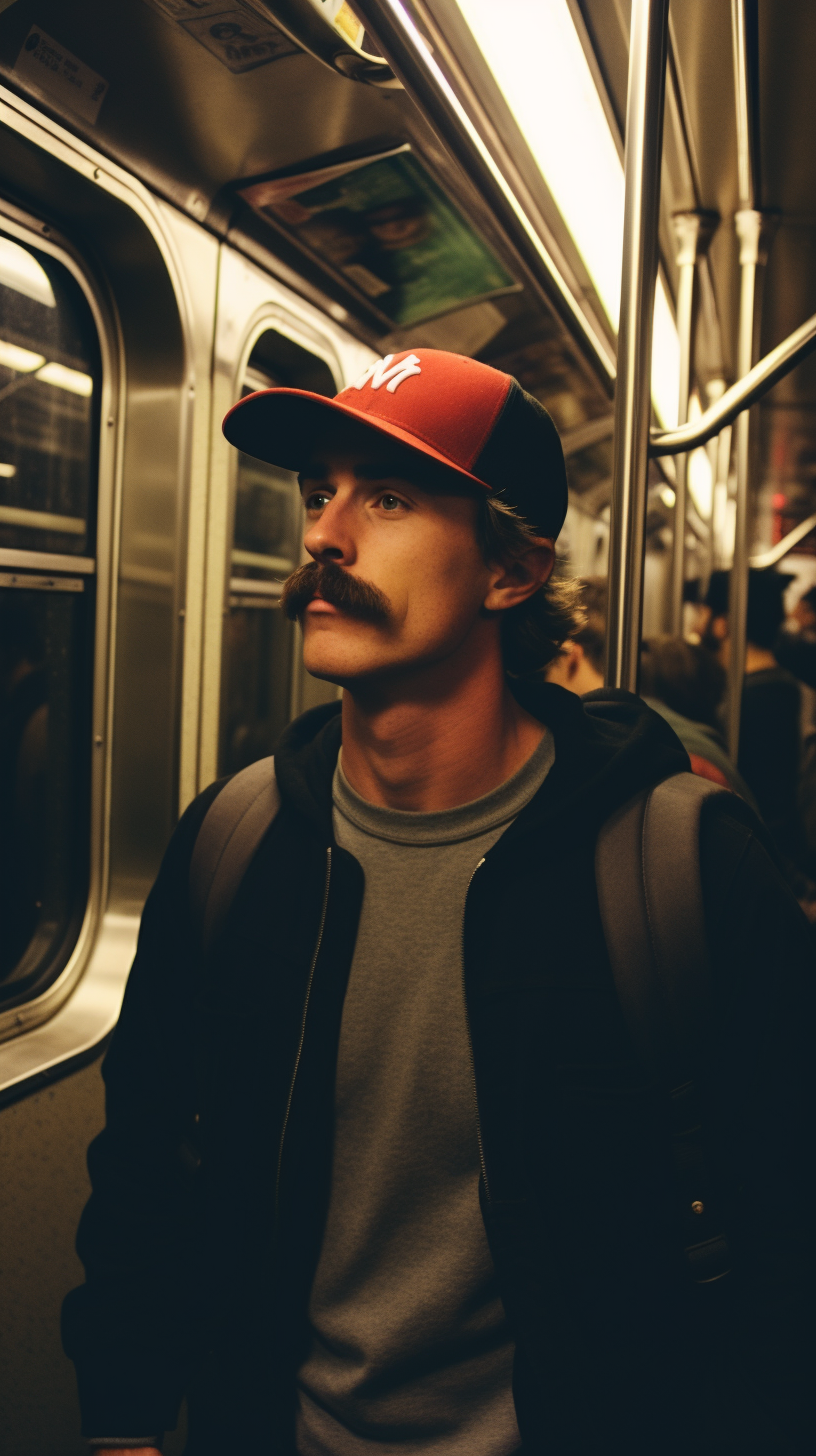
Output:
top-left (14, 26), bottom-right (108, 125)
top-left (142, 0), bottom-right (299, 74)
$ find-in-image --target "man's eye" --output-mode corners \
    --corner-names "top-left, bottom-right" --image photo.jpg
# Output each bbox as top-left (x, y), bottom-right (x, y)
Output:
top-left (379, 494), bottom-right (402, 512)
top-left (306, 491), bottom-right (331, 511)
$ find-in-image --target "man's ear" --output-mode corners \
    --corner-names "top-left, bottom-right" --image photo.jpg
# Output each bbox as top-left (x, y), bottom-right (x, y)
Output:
top-left (483, 539), bottom-right (555, 613)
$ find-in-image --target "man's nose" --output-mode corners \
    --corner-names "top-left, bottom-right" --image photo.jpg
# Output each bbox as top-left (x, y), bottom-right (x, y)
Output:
top-left (303, 492), bottom-right (356, 565)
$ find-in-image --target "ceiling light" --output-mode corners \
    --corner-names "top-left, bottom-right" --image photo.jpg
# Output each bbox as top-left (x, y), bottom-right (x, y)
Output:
top-left (454, 0), bottom-right (680, 422)
top-left (0, 339), bottom-right (46, 373)
top-left (35, 361), bottom-right (93, 397)
top-left (0, 237), bottom-right (56, 307)
top-left (0, 462), bottom-right (16, 478)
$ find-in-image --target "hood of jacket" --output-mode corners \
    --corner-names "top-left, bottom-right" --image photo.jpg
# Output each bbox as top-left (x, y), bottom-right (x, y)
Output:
top-left (273, 681), bottom-right (690, 842)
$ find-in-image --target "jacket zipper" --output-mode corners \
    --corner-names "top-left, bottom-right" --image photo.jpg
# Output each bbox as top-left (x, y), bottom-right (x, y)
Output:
top-left (274, 845), bottom-right (332, 1223)
top-left (462, 856), bottom-right (491, 1203)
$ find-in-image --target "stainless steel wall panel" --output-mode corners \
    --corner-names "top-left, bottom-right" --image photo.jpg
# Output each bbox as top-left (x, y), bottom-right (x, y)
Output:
top-left (198, 242), bottom-right (374, 791)
top-left (153, 202), bottom-right (220, 819)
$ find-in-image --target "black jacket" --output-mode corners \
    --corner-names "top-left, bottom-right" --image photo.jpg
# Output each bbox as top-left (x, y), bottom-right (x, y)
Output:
top-left (63, 684), bottom-right (816, 1455)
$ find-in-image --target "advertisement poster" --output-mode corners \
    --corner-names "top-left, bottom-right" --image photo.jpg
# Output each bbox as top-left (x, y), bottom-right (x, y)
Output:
top-left (239, 147), bottom-right (516, 326)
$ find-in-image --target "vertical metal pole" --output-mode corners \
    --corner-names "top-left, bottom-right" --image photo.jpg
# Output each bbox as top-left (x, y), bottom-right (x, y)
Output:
top-left (727, 209), bottom-right (773, 758)
top-left (669, 212), bottom-right (717, 635)
top-left (703, 378), bottom-right (726, 588)
top-left (726, 0), bottom-right (775, 760)
top-left (731, 0), bottom-right (759, 209)
top-left (606, 0), bottom-right (670, 690)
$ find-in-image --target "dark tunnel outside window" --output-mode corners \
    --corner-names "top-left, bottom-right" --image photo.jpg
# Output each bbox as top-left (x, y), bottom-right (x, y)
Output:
top-left (0, 230), bottom-right (100, 1009)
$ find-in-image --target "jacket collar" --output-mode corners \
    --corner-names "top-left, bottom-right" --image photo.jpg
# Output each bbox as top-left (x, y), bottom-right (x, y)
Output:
top-left (273, 683), bottom-right (690, 843)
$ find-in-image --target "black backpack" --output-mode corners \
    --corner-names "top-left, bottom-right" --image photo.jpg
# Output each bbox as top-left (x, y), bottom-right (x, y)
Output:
top-left (190, 757), bottom-right (732, 1286)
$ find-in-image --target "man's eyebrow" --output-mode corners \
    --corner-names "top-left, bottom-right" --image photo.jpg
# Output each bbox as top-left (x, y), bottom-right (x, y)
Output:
top-left (298, 463), bottom-right (328, 487)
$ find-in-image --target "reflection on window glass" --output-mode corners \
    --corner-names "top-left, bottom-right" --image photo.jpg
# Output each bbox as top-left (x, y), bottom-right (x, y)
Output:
top-left (220, 330), bottom-right (337, 775)
top-left (0, 227), bottom-right (100, 1010)
top-left (0, 233), bottom-right (100, 558)
top-left (0, 586), bottom-right (91, 1004)
top-left (221, 602), bottom-right (294, 774)
top-left (232, 448), bottom-right (301, 583)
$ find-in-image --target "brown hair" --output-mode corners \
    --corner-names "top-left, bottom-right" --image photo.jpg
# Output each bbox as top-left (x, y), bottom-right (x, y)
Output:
top-left (477, 496), bottom-right (584, 675)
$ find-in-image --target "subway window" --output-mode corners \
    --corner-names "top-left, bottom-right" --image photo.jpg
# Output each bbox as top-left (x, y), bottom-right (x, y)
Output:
top-left (220, 330), bottom-right (336, 775)
top-left (0, 228), bottom-right (101, 1007)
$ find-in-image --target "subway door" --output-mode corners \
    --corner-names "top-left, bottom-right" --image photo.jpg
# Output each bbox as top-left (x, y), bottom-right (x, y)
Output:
top-left (0, 218), bottom-right (108, 1456)
top-left (197, 247), bottom-right (375, 793)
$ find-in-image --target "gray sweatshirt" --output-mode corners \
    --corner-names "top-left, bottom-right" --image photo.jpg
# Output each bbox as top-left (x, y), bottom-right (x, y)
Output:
top-left (296, 732), bottom-right (555, 1456)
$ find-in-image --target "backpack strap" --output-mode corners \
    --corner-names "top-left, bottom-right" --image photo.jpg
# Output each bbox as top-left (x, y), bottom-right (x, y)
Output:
top-left (189, 755), bottom-right (281, 956)
top-left (595, 771), bottom-right (732, 1284)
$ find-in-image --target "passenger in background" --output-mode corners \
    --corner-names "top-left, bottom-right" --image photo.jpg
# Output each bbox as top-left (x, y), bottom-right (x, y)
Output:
top-left (775, 584), bottom-right (816, 857)
top-left (704, 568), bottom-right (815, 890)
top-left (546, 579), bottom-right (752, 800)
top-left (541, 573), bottom-right (606, 695)
top-left (774, 581), bottom-right (816, 690)
top-left (639, 635), bottom-right (757, 805)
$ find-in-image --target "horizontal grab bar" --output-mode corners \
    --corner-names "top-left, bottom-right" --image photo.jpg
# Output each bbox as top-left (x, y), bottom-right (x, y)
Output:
top-left (750, 510), bottom-right (816, 569)
top-left (650, 308), bottom-right (816, 455)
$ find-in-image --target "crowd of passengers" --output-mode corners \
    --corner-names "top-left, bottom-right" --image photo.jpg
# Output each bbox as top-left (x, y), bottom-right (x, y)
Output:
top-left (547, 567), bottom-right (816, 918)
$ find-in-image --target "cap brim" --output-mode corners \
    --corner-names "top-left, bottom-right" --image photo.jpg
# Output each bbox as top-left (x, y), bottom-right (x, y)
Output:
top-left (222, 387), bottom-right (493, 494)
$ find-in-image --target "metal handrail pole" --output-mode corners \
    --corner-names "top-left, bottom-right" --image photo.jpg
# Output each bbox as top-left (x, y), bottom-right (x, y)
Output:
top-left (727, 212), bottom-right (761, 759)
top-left (731, 0), bottom-right (760, 208)
top-left (605, 0), bottom-right (670, 690)
top-left (704, 379), bottom-right (727, 586)
top-left (349, 0), bottom-right (616, 377)
top-left (669, 212), bottom-right (717, 633)
top-left (670, 230), bottom-right (696, 636)
top-left (750, 509), bottom-right (816, 569)
top-left (725, 0), bottom-right (767, 762)
top-left (649, 306), bottom-right (816, 454)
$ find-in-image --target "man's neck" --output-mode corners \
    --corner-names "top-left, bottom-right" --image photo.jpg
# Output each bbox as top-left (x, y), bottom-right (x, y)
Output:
top-left (338, 632), bottom-right (547, 812)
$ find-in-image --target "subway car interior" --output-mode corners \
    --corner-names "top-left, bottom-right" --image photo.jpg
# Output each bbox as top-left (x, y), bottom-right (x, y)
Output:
top-left (0, 1), bottom-right (814, 1450)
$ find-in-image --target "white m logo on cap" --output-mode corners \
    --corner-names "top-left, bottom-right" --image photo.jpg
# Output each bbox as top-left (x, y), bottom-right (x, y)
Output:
top-left (351, 353), bottom-right (422, 394)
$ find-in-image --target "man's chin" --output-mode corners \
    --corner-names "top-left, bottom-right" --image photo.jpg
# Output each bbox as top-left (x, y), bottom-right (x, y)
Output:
top-left (301, 638), bottom-right (402, 688)
top-left (301, 651), bottom-right (384, 688)
top-left (301, 617), bottom-right (394, 685)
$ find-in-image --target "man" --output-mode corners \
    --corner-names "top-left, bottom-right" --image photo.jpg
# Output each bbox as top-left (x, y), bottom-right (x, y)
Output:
top-left (704, 568), bottom-right (814, 891)
top-left (64, 351), bottom-right (814, 1455)
top-left (546, 579), bottom-right (754, 801)
top-left (775, 581), bottom-right (816, 691)
top-left (541, 574), bottom-right (607, 697)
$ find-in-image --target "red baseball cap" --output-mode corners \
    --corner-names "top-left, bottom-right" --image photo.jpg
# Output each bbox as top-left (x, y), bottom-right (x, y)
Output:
top-left (222, 347), bottom-right (568, 538)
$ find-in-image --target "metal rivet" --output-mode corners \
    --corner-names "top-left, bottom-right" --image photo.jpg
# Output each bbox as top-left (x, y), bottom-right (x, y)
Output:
top-left (42, 224), bottom-right (50, 235)
top-left (94, 735), bottom-right (103, 747)
top-left (93, 167), bottom-right (100, 179)
top-left (691, 1200), bottom-right (704, 1215)
top-left (107, 416), bottom-right (114, 426)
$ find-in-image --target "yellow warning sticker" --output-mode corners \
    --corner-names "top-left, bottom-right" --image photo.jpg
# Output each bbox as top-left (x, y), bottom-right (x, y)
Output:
top-left (333, 2), bottom-right (365, 47)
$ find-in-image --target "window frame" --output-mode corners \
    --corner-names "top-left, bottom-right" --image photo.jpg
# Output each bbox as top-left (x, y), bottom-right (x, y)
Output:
top-left (216, 311), bottom-right (345, 765)
top-left (0, 198), bottom-right (121, 1047)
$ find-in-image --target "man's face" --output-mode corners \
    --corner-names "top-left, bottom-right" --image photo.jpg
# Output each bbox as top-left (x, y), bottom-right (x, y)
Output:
top-left (286, 438), bottom-right (497, 687)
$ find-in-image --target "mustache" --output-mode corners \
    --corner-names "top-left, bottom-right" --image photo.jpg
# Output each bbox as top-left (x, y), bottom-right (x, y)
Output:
top-left (281, 560), bottom-right (391, 624)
